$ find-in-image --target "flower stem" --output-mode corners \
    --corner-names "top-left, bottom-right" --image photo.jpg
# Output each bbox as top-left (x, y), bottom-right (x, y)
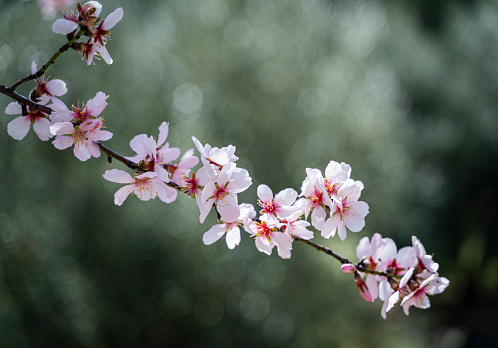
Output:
top-left (9, 29), bottom-right (86, 91)
top-left (293, 236), bottom-right (401, 279)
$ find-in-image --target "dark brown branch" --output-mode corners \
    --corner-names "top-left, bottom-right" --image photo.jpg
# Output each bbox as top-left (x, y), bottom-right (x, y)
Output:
top-left (0, 85), bottom-right (52, 114)
top-left (293, 235), bottom-right (401, 279)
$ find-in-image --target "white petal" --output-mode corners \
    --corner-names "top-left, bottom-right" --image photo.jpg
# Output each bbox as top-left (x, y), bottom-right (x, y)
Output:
top-left (52, 19), bottom-right (78, 35)
top-left (157, 122), bottom-right (169, 147)
top-left (103, 169), bottom-right (134, 184)
top-left (103, 7), bottom-right (124, 30)
top-left (202, 224), bottom-right (226, 245)
top-left (52, 135), bottom-right (74, 150)
top-left (114, 185), bottom-right (134, 206)
top-left (345, 217), bottom-right (365, 233)
top-left (257, 184), bottom-right (273, 202)
top-left (7, 116), bottom-right (31, 140)
top-left (46, 79), bottom-right (67, 96)
top-left (5, 102), bottom-right (22, 115)
top-left (225, 226), bottom-right (241, 249)
top-left (275, 188), bottom-right (297, 206)
top-left (156, 182), bottom-right (177, 204)
top-left (32, 117), bottom-right (53, 141)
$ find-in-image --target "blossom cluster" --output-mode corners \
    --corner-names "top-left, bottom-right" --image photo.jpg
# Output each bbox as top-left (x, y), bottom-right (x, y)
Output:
top-left (5, 1), bottom-right (122, 160)
top-left (52, 1), bottom-right (123, 65)
top-left (343, 233), bottom-right (449, 318)
top-left (103, 122), bottom-right (199, 205)
top-left (1, 0), bottom-right (450, 321)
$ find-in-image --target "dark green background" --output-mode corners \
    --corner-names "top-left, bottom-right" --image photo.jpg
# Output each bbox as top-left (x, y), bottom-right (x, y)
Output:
top-left (0, 0), bottom-right (497, 347)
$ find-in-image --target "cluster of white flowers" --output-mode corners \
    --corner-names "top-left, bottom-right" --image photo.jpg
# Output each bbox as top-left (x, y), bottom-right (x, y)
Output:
top-left (1, 1), bottom-right (450, 320)
top-left (344, 233), bottom-right (450, 318)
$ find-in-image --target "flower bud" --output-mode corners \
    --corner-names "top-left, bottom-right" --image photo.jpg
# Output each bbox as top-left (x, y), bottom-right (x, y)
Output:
top-left (354, 271), bottom-right (373, 302)
top-left (341, 263), bottom-right (356, 274)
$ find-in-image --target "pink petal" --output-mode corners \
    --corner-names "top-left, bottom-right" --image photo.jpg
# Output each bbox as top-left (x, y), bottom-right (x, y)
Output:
top-left (255, 237), bottom-right (273, 255)
top-left (321, 213), bottom-right (339, 238)
top-left (86, 91), bottom-right (108, 116)
top-left (52, 135), bottom-right (74, 150)
top-left (103, 169), bottom-right (134, 184)
top-left (134, 183), bottom-right (156, 201)
top-left (86, 141), bottom-right (101, 158)
top-left (337, 221), bottom-right (347, 240)
top-left (32, 117), bottom-right (53, 141)
top-left (275, 188), bottom-right (297, 206)
top-left (5, 102), bottom-right (22, 115)
top-left (345, 217), bottom-right (365, 233)
top-left (217, 195), bottom-right (240, 223)
top-left (74, 146), bottom-right (92, 161)
top-left (257, 184), bottom-right (273, 202)
top-left (7, 116), bottom-right (31, 140)
top-left (103, 7), bottom-right (123, 30)
top-left (225, 226), bottom-right (241, 249)
top-left (96, 44), bottom-right (113, 64)
top-left (46, 79), bottom-right (67, 96)
top-left (203, 224), bottom-right (227, 245)
top-left (52, 19), bottom-right (78, 35)
top-left (157, 122), bottom-right (169, 147)
top-left (155, 181), bottom-right (177, 203)
top-left (114, 185), bottom-right (134, 206)
top-left (50, 122), bottom-right (75, 136)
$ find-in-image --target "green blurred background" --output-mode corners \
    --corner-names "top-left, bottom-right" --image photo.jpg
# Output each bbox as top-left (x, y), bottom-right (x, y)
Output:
top-left (1, 0), bottom-right (497, 346)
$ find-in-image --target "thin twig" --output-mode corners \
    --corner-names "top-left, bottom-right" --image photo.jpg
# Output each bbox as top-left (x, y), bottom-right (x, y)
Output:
top-left (9, 28), bottom-right (86, 91)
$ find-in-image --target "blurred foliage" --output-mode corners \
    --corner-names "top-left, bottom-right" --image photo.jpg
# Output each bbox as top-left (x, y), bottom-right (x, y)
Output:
top-left (1, 0), bottom-right (497, 347)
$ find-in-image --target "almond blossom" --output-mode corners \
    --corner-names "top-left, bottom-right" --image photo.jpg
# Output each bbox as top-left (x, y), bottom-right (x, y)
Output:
top-left (50, 119), bottom-right (112, 161)
top-left (30, 61), bottom-right (67, 105)
top-left (257, 184), bottom-right (300, 224)
top-left (51, 91), bottom-right (108, 123)
top-left (322, 179), bottom-right (369, 240)
top-left (301, 168), bottom-right (334, 231)
top-left (400, 273), bottom-right (450, 315)
top-left (103, 169), bottom-right (176, 206)
top-left (52, 1), bottom-right (102, 35)
top-left (89, 7), bottom-right (124, 64)
top-left (247, 220), bottom-right (293, 259)
top-left (199, 162), bottom-right (252, 223)
top-left (202, 203), bottom-right (256, 249)
top-left (192, 136), bottom-right (238, 168)
top-left (5, 102), bottom-right (53, 141)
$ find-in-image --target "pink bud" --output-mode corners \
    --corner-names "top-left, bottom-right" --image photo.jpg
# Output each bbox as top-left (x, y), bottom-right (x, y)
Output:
top-left (341, 263), bottom-right (356, 274)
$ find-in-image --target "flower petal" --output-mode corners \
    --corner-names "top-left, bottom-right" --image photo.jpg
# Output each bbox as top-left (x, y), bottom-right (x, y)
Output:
top-left (52, 19), bottom-right (78, 35)
top-left (103, 7), bottom-right (124, 30)
top-left (32, 117), bottom-right (53, 141)
top-left (103, 169), bottom-right (134, 184)
top-left (7, 116), bottom-right (31, 140)
top-left (203, 224), bottom-right (227, 245)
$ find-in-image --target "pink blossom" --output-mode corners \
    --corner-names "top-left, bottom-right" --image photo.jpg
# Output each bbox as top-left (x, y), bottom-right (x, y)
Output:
top-left (322, 179), bottom-right (369, 240)
top-left (281, 210), bottom-right (314, 240)
top-left (52, 1), bottom-right (102, 35)
top-left (50, 119), bottom-right (112, 161)
top-left (412, 236), bottom-right (439, 273)
top-left (247, 220), bottom-right (293, 259)
top-left (51, 91), bottom-right (108, 123)
top-left (199, 162), bottom-right (252, 223)
top-left (400, 273), bottom-right (450, 315)
top-left (323, 160), bottom-right (351, 198)
top-left (355, 233), bottom-right (387, 301)
top-left (90, 7), bottom-right (123, 64)
top-left (171, 149), bottom-right (200, 185)
top-left (103, 169), bottom-right (176, 206)
top-left (257, 184), bottom-right (300, 224)
top-left (192, 136), bottom-right (238, 168)
top-left (202, 203), bottom-right (256, 249)
top-left (5, 102), bottom-right (52, 141)
top-left (301, 168), bottom-right (333, 231)
top-left (30, 61), bottom-right (67, 105)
